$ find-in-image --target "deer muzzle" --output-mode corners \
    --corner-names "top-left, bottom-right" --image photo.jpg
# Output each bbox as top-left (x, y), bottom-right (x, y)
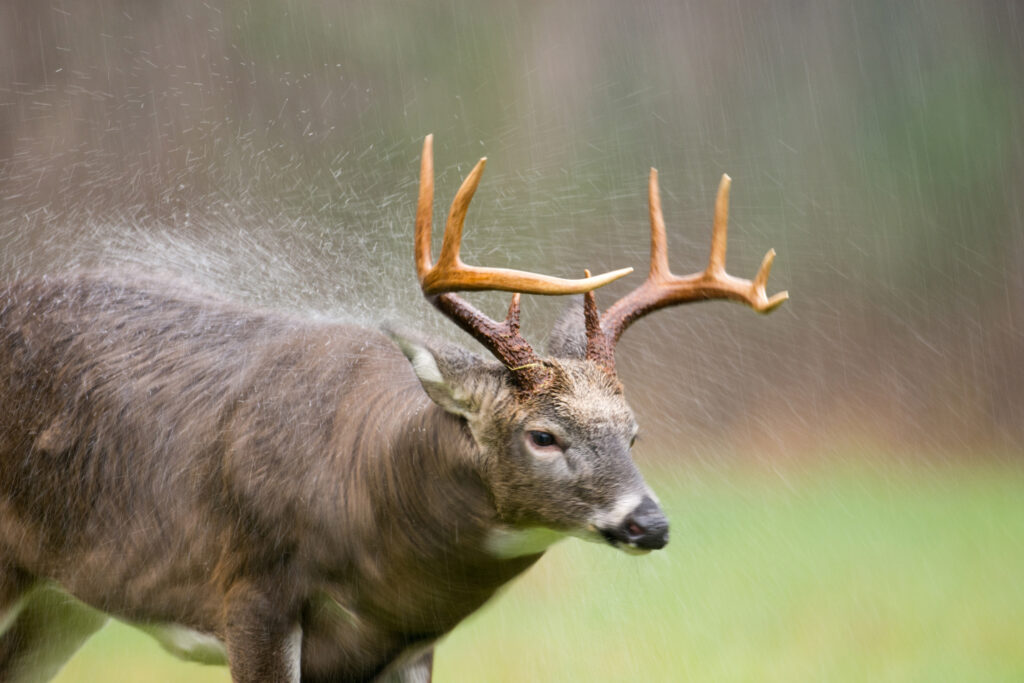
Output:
top-left (599, 495), bottom-right (669, 552)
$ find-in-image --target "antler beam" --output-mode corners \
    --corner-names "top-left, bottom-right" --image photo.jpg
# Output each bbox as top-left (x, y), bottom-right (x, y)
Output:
top-left (590, 170), bottom-right (788, 369)
top-left (415, 135), bottom-right (633, 296)
top-left (415, 135), bottom-right (634, 392)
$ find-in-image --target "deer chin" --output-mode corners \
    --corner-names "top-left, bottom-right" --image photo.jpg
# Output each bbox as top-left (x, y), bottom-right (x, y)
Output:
top-left (572, 524), bottom-right (652, 555)
top-left (594, 526), bottom-right (655, 555)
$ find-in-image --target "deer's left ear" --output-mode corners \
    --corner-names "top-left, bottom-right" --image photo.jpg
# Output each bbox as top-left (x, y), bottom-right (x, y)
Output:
top-left (384, 326), bottom-right (490, 420)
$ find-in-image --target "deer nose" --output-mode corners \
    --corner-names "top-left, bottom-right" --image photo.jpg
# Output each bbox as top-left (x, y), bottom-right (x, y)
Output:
top-left (603, 496), bottom-right (669, 550)
top-left (625, 496), bottom-right (669, 549)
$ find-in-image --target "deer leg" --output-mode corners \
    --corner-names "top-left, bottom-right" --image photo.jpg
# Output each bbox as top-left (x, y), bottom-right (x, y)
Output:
top-left (0, 581), bottom-right (108, 682)
top-left (224, 583), bottom-right (303, 683)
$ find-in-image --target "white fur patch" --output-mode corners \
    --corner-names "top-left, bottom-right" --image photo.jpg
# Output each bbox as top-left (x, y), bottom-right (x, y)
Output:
top-left (139, 623), bottom-right (228, 665)
top-left (284, 625), bottom-right (303, 683)
top-left (409, 349), bottom-right (445, 385)
top-left (485, 526), bottom-right (566, 558)
top-left (394, 338), bottom-right (445, 385)
top-left (588, 490), bottom-right (644, 531)
top-left (380, 640), bottom-right (437, 683)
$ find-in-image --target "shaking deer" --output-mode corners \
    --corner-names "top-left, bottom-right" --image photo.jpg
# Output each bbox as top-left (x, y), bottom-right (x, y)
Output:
top-left (0, 135), bottom-right (786, 682)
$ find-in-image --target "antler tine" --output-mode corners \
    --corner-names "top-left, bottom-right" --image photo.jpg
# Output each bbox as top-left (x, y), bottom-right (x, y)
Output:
top-left (436, 156), bottom-right (487, 273)
top-left (582, 269), bottom-right (616, 372)
top-left (598, 170), bottom-right (788, 350)
top-left (648, 169), bottom-right (672, 283)
top-left (415, 134), bottom-right (436, 282)
top-left (709, 174), bottom-right (730, 276)
top-left (704, 173), bottom-right (789, 311)
top-left (415, 136), bottom-right (633, 296)
top-left (754, 248), bottom-right (789, 312)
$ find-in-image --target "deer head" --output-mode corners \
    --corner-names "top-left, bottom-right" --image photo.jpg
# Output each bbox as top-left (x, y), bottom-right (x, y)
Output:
top-left (390, 135), bottom-right (787, 555)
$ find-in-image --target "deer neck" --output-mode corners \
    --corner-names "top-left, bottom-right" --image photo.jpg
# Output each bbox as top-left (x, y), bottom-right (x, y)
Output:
top-left (323, 389), bottom-right (543, 635)
top-left (367, 397), bottom-right (521, 564)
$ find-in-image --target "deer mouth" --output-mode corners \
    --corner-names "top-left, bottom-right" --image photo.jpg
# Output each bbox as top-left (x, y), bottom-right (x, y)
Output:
top-left (597, 528), bottom-right (655, 555)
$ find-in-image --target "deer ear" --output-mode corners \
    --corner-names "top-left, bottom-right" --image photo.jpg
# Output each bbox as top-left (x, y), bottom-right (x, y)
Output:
top-left (384, 326), bottom-right (487, 419)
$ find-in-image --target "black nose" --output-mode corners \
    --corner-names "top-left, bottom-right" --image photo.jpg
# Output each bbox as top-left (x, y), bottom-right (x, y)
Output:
top-left (603, 496), bottom-right (669, 550)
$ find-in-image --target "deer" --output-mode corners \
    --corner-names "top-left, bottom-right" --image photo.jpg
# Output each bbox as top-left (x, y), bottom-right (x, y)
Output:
top-left (0, 135), bottom-right (786, 682)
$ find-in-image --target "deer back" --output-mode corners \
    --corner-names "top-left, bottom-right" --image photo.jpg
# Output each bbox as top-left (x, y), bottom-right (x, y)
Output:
top-left (0, 273), bottom-right (520, 633)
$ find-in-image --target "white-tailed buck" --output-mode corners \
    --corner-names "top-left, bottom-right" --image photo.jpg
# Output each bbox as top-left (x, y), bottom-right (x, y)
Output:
top-left (0, 135), bottom-right (786, 682)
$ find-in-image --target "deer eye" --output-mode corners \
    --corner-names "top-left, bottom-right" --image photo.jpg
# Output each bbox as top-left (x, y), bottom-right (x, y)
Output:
top-left (527, 431), bottom-right (558, 449)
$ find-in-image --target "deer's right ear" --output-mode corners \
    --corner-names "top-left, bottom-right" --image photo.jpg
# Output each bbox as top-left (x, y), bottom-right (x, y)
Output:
top-left (384, 326), bottom-right (486, 420)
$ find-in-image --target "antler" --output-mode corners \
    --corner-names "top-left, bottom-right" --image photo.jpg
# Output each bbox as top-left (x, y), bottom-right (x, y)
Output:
top-left (416, 135), bottom-right (633, 295)
top-left (415, 135), bottom-right (632, 391)
top-left (589, 169), bottom-right (788, 372)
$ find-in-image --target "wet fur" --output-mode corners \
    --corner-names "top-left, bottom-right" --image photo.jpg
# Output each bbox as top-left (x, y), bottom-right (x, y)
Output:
top-left (0, 273), bottom-right (541, 681)
top-left (0, 272), bottom-right (651, 681)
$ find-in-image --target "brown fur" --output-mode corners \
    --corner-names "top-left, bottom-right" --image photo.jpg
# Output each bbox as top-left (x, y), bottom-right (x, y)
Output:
top-left (0, 271), bottom-right (657, 682)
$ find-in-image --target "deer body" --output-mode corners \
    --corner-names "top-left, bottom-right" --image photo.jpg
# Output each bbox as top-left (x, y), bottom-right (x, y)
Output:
top-left (0, 136), bottom-right (785, 681)
top-left (0, 273), bottom-right (561, 680)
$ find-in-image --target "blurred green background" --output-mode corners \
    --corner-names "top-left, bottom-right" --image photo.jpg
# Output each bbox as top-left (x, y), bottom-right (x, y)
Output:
top-left (1, 0), bottom-right (1022, 680)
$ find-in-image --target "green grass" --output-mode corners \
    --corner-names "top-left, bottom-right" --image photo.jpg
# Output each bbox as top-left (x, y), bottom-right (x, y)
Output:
top-left (55, 456), bottom-right (1024, 682)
